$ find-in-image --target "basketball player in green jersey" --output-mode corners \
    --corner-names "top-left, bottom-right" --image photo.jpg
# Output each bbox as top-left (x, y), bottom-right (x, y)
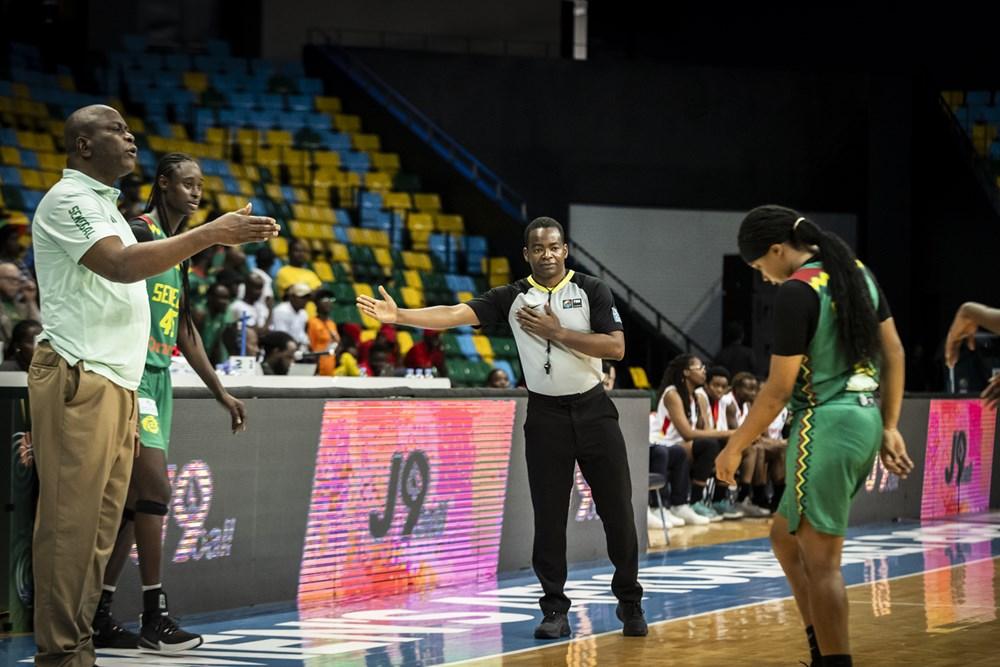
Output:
top-left (92, 153), bottom-right (247, 651)
top-left (716, 206), bottom-right (913, 667)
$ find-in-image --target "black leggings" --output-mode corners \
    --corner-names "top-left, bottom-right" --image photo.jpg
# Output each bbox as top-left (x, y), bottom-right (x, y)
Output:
top-left (690, 438), bottom-right (722, 484)
top-left (649, 444), bottom-right (691, 507)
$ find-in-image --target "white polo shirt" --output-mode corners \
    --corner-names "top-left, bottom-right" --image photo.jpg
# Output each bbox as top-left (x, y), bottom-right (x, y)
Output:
top-left (467, 270), bottom-right (623, 397)
top-left (32, 169), bottom-right (150, 390)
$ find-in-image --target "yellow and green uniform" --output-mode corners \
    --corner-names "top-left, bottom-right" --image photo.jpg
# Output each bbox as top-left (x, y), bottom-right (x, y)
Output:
top-left (134, 214), bottom-right (180, 453)
top-left (776, 259), bottom-right (888, 536)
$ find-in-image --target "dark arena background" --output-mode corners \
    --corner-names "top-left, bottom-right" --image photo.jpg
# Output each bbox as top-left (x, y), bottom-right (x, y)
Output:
top-left (0, 2), bottom-right (999, 665)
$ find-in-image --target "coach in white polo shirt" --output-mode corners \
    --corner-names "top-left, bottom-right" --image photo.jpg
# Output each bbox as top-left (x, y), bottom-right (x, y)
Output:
top-left (30, 105), bottom-right (278, 667)
top-left (358, 216), bottom-right (646, 640)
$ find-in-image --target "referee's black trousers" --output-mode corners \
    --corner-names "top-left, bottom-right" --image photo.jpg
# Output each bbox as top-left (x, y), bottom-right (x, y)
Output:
top-left (525, 384), bottom-right (643, 614)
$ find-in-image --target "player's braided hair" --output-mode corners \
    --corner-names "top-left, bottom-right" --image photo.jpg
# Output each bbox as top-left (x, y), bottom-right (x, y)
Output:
top-left (144, 152), bottom-right (199, 334)
top-left (737, 204), bottom-right (880, 365)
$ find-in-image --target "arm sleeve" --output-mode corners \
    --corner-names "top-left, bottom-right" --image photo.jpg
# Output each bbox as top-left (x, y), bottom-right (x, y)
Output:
top-left (772, 280), bottom-right (820, 356)
top-left (466, 285), bottom-right (518, 327)
top-left (867, 270), bottom-right (892, 322)
top-left (40, 192), bottom-right (122, 264)
top-left (583, 277), bottom-right (624, 334)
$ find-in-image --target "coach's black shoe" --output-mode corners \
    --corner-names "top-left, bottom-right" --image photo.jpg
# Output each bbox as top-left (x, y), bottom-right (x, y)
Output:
top-left (92, 607), bottom-right (139, 649)
top-left (616, 601), bottom-right (648, 637)
top-left (533, 611), bottom-right (571, 639)
top-left (139, 613), bottom-right (203, 652)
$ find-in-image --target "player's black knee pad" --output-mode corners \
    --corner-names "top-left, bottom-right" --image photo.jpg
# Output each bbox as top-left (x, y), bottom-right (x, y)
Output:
top-left (135, 499), bottom-right (169, 516)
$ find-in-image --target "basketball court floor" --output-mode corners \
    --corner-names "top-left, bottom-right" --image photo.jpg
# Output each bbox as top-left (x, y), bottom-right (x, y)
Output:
top-left (3, 514), bottom-right (999, 666)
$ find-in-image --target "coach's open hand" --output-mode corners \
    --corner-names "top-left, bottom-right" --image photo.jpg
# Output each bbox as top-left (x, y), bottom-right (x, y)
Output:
top-left (209, 203), bottom-right (280, 246)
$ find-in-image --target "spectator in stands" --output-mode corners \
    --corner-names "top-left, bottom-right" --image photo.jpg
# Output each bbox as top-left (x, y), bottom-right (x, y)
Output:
top-left (193, 282), bottom-right (232, 366)
top-left (274, 238), bottom-right (321, 299)
top-left (359, 324), bottom-right (399, 367)
top-left (334, 336), bottom-right (361, 376)
top-left (0, 318), bottom-right (41, 371)
top-left (945, 301), bottom-right (1000, 408)
top-left (308, 289), bottom-right (340, 376)
top-left (486, 367), bottom-right (511, 388)
top-left (654, 353), bottom-right (735, 522)
top-left (0, 224), bottom-right (30, 278)
top-left (252, 245), bottom-right (276, 302)
top-left (602, 360), bottom-right (617, 391)
top-left (187, 246), bottom-right (216, 307)
top-left (221, 321), bottom-right (260, 361)
top-left (228, 274), bottom-right (270, 333)
top-left (715, 321), bottom-right (757, 377)
top-left (271, 283), bottom-right (311, 347)
top-left (364, 345), bottom-right (396, 377)
top-left (403, 329), bottom-right (445, 376)
top-left (117, 172), bottom-right (144, 220)
top-left (696, 365), bottom-right (745, 519)
top-left (260, 331), bottom-right (297, 375)
top-left (0, 261), bottom-right (40, 346)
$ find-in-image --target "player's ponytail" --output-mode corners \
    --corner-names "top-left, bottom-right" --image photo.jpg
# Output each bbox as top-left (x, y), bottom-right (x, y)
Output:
top-left (737, 205), bottom-right (880, 365)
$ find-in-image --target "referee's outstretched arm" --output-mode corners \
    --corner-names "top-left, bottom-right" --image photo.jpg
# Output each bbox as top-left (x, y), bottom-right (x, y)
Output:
top-left (358, 285), bottom-right (480, 329)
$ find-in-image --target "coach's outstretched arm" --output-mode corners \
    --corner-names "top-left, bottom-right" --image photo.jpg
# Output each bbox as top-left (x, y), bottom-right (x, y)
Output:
top-left (358, 285), bottom-right (481, 329)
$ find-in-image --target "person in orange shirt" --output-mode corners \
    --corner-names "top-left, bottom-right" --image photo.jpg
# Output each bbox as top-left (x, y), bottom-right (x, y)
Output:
top-left (307, 289), bottom-right (340, 375)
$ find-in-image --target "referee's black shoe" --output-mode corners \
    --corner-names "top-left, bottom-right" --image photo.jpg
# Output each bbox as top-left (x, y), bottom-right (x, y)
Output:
top-left (533, 611), bottom-right (571, 639)
top-left (616, 601), bottom-right (648, 636)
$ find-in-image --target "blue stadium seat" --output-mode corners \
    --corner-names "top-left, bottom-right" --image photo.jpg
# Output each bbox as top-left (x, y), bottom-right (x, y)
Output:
top-left (335, 209), bottom-right (352, 225)
top-left (342, 151), bottom-right (371, 172)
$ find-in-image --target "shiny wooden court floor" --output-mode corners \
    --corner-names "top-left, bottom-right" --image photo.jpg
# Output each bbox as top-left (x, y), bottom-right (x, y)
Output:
top-left (464, 527), bottom-right (1000, 666)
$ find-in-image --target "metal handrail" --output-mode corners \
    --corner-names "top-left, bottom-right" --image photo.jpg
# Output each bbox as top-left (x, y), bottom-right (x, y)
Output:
top-left (313, 33), bottom-right (712, 359)
top-left (570, 243), bottom-right (712, 358)
top-left (310, 32), bottom-right (528, 221)
top-left (309, 27), bottom-right (556, 59)
top-left (938, 94), bottom-right (1000, 217)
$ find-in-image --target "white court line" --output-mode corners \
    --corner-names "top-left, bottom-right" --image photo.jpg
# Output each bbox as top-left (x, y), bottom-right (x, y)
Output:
top-left (444, 554), bottom-right (1000, 666)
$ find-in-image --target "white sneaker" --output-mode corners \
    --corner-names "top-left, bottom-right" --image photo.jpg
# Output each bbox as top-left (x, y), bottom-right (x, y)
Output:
top-left (646, 507), bottom-right (667, 530)
top-left (739, 496), bottom-right (772, 517)
top-left (660, 507), bottom-right (685, 527)
top-left (670, 503), bottom-right (710, 526)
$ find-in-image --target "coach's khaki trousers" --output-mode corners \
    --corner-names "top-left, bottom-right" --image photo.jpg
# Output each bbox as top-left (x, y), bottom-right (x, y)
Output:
top-left (28, 343), bottom-right (136, 667)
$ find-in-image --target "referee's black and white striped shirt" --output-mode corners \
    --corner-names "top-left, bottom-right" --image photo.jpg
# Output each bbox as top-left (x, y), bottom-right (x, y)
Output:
top-left (467, 270), bottom-right (623, 397)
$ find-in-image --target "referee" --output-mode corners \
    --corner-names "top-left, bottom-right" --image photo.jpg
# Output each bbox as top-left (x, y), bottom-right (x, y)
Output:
top-left (358, 216), bottom-right (646, 638)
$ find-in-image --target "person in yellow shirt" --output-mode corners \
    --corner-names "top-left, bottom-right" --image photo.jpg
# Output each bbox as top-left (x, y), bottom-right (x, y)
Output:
top-left (274, 238), bottom-right (322, 298)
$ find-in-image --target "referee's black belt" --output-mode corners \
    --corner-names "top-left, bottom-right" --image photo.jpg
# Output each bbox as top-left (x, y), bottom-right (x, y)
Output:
top-left (527, 382), bottom-right (604, 407)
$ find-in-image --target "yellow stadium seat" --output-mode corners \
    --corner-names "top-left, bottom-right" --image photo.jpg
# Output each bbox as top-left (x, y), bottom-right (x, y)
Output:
top-left (351, 133), bottom-right (381, 151)
top-left (1, 146), bottom-right (20, 165)
top-left (237, 179), bottom-right (254, 196)
top-left (396, 330), bottom-right (414, 357)
top-left (400, 287), bottom-right (425, 309)
top-left (333, 114), bottom-right (361, 133)
top-left (202, 175), bottom-right (224, 193)
top-left (36, 151), bottom-right (63, 172)
top-left (11, 83), bottom-right (30, 99)
top-left (40, 171), bottom-right (60, 189)
top-left (270, 236), bottom-right (289, 259)
top-left (364, 171), bottom-right (392, 190)
top-left (256, 145), bottom-right (281, 167)
top-left (313, 150), bottom-right (340, 168)
top-left (456, 291), bottom-right (475, 303)
top-left (235, 129), bottom-right (260, 148)
top-left (183, 72), bottom-right (209, 93)
top-left (382, 192), bottom-right (412, 210)
top-left (359, 329), bottom-right (377, 344)
top-left (313, 260), bottom-right (334, 283)
top-left (406, 212), bottom-right (434, 231)
top-left (329, 243), bottom-right (350, 263)
top-left (372, 152), bottom-right (401, 172)
top-left (373, 247), bottom-right (393, 268)
top-left (58, 75), bottom-right (75, 92)
top-left (170, 124), bottom-right (189, 140)
top-left (20, 169), bottom-right (44, 190)
top-left (123, 116), bottom-right (145, 135)
top-left (630, 367), bottom-right (651, 389)
top-left (472, 335), bottom-right (494, 362)
top-left (205, 127), bottom-right (228, 145)
top-left (410, 230), bottom-right (430, 251)
top-left (482, 256), bottom-right (511, 274)
top-left (402, 251), bottom-right (432, 271)
top-left (266, 129), bottom-right (294, 147)
top-left (435, 214), bottom-right (464, 233)
top-left (413, 193), bottom-right (441, 212)
top-left (371, 230), bottom-right (389, 247)
top-left (315, 96), bottom-right (342, 113)
top-left (188, 208), bottom-right (210, 228)
top-left (6, 211), bottom-right (29, 226)
top-left (403, 270), bottom-right (422, 289)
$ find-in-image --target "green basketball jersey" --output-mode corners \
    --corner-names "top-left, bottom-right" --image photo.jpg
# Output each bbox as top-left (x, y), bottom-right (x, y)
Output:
top-left (136, 215), bottom-right (182, 368)
top-left (786, 260), bottom-right (881, 412)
